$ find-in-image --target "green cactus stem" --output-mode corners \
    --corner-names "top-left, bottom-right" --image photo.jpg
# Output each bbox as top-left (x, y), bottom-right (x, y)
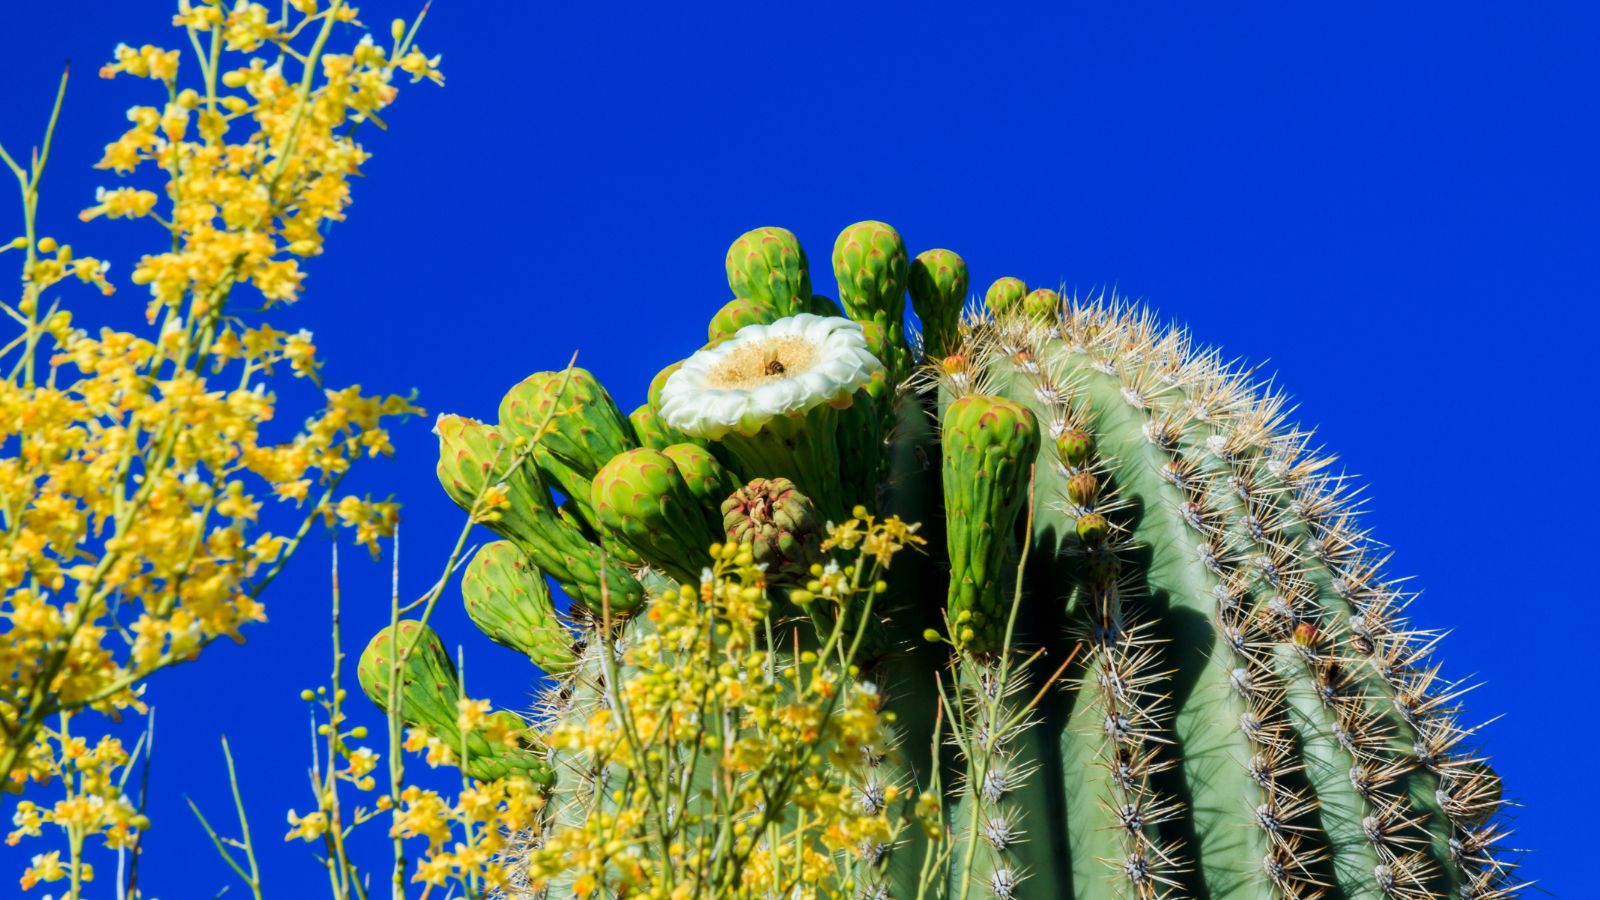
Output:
top-left (461, 540), bottom-right (577, 674)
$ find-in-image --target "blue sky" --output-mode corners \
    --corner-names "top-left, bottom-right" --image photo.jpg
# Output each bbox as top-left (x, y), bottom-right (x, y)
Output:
top-left (1, 1), bottom-right (1594, 895)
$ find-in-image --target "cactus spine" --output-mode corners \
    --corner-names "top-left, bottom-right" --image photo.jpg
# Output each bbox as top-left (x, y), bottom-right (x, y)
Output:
top-left (374, 220), bottom-right (1520, 899)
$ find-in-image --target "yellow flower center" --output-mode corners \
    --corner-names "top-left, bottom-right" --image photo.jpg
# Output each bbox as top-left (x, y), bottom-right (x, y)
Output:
top-left (705, 335), bottom-right (817, 389)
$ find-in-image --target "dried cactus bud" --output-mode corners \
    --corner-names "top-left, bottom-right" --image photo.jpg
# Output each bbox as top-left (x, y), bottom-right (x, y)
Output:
top-left (726, 226), bottom-right (812, 318)
top-left (1056, 428), bottom-right (1095, 466)
top-left (984, 276), bottom-right (1027, 314)
top-left (708, 296), bottom-right (779, 345)
top-left (720, 477), bottom-right (824, 586)
top-left (356, 621), bottom-right (552, 785)
top-left (593, 448), bottom-right (718, 584)
top-left (908, 248), bottom-right (968, 357)
top-left (461, 541), bottom-right (576, 674)
top-left (942, 394), bottom-right (1040, 653)
top-left (1022, 287), bottom-right (1060, 321)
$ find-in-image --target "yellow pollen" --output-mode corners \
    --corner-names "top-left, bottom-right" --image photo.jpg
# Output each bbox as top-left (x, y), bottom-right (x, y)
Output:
top-left (707, 336), bottom-right (817, 389)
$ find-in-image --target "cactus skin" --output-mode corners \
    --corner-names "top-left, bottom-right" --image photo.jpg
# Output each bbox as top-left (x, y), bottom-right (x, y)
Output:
top-left (725, 226), bottom-right (811, 317)
top-left (405, 222), bottom-right (1520, 900)
top-left (356, 621), bottom-right (552, 785)
top-left (940, 394), bottom-right (1040, 653)
top-left (461, 541), bottom-right (576, 674)
top-left (434, 414), bottom-right (643, 612)
top-left (909, 248), bottom-right (969, 358)
top-left (591, 448), bottom-right (719, 584)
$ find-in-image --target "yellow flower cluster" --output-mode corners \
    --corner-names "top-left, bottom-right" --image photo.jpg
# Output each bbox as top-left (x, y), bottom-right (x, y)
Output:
top-left (282, 692), bottom-right (549, 896)
top-left (520, 517), bottom-right (928, 899)
top-left (1, 0), bottom-right (438, 890)
top-left (390, 775), bottom-right (548, 888)
top-left (6, 723), bottom-right (147, 893)
top-left (86, 1), bottom-right (442, 316)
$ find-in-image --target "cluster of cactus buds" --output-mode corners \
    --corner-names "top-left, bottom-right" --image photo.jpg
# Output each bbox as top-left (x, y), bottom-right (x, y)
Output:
top-left (362, 218), bottom-right (1520, 899)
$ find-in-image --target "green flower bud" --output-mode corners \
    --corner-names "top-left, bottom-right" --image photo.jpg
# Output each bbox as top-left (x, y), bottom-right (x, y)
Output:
top-left (941, 394), bottom-right (1040, 653)
top-left (629, 403), bottom-right (697, 451)
top-left (726, 226), bottom-right (812, 318)
top-left (498, 368), bottom-right (636, 486)
top-left (356, 621), bottom-right (552, 785)
top-left (648, 361), bottom-right (683, 411)
top-left (1066, 471), bottom-right (1100, 507)
top-left (462, 541), bottom-right (577, 674)
top-left (908, 248), bottom-right (968, 358)
top-left (1056, 429), bottom-right (1095, 467)
top-left (808, 293), bottom-right (845, 318)
top-left (592, 448), bottom-right (719, 584)
top-left (833, 221), bottom-right (911, 379)
top-left (434, 414), bottom-right (643, 613)
top-left (1021, 287), bottom-right (1060, 322)
top-left (1075, 512), bottom-right (1109, 545)
top-left (663, 442), bottom-right (740, 538)
top-left (708, 296), bottom-right (780, 345)
top-left (984, 277), bottom-right (1027, 315)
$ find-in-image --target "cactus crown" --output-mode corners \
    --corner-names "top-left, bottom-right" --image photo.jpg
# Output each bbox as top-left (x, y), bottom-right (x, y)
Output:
top-left (385, 220), bottom-right (1520, 899)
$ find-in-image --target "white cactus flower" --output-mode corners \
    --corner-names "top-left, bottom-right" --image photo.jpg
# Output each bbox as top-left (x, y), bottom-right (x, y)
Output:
top-left (659, 314), bottom-right (882, 439)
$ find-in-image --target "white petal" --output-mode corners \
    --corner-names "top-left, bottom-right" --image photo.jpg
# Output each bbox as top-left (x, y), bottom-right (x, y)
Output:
top-left (660, 313), bottom-right (885, 438)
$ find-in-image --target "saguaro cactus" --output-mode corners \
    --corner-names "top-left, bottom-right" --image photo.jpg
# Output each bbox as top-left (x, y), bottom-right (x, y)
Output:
top-left (369, 220), bottom-right (1520, 899)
